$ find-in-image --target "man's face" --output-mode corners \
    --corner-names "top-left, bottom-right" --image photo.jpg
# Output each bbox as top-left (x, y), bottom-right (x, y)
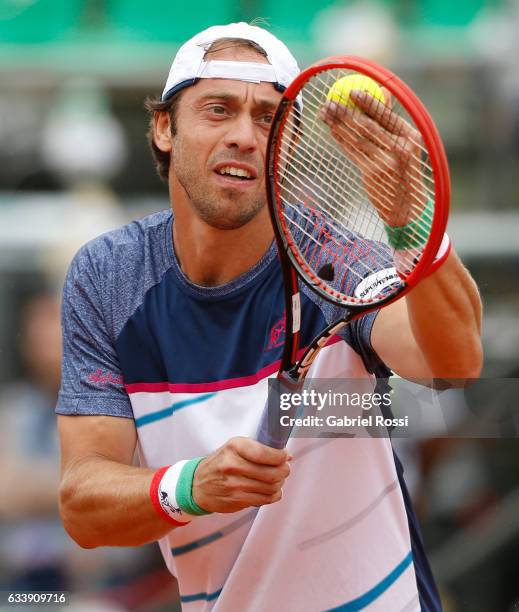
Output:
top-left (162, 46), bottom-right (282, 230)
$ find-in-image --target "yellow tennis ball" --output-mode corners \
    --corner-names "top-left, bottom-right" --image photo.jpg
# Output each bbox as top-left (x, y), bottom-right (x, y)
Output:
top-left (326, 74), bottom-right (386, 108)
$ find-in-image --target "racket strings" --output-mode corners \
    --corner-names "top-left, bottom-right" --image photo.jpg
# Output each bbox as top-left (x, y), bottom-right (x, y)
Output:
top-left (278, 151), bottom-right (371, 253)
top-left (304, 75), bottom-right (435, 228)
top-left (282, 201), bottom-right (366, 282)
top-left (328, 119), bottom-right (435, 243)
top-left (317, 70), bottom-right (437, 221)
top-left (279, 118), bottom-right (397, 273)
top-left (333, 114), bottom-right (434, 208)
top-left (305, 79), bottom-right (437, 184)
top-left (281, 109), bottom-right (381, 215)
top-left (301, 76), bottom-right (436, 200)
top-left (278, 156), bottom-right (382, 279)
top-left (280, 118), bottom-right (384, 223)
top-left (278, 117), bottom-right (389, 243)
top-left (275, 67), bottom-right (437, 298)
top-left (278, 148), bottom-right (395, 282)
top-left (282, 96), bottom-right (434, 242)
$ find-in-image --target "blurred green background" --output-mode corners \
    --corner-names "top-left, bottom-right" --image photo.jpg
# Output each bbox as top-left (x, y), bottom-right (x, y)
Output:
top-left (1, 1), bottom-right (519, 611)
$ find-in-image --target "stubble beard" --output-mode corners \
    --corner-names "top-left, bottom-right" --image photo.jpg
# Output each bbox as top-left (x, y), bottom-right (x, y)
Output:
top-left (172, 137), bottom-right (265, 230)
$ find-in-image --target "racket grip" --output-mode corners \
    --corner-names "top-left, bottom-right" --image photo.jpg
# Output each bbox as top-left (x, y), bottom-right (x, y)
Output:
top-left (256, 373), bottom-right (301, 449)
top-left (256, 412), bottom-right (289, 449)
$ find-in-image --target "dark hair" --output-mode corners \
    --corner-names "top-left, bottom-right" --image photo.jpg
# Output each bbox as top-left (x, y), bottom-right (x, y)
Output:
top-left (145, 37), bottom-right (268, 182)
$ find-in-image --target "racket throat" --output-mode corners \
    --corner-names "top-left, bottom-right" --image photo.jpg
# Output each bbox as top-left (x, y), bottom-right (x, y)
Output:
top-left (290, 317), bottom-right (350, 379)
top-left (278, 369), bottom-right (302, 389)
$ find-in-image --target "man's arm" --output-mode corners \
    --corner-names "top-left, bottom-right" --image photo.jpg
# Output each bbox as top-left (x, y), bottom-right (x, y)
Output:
top-left (371, 248), bottom-right (483, 382)
top-left (320, 88), bottom-right (483, 383)
top-left (58, 414), bottom-right (168, 548)
top-left (58, 415), bottom-right (290, 549)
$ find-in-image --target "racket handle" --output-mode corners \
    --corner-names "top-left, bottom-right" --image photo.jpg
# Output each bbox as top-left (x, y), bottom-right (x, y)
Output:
top-left (256, 373), bottom-right (302, 449)
top-left (256, 401), bottom-right (291, 448)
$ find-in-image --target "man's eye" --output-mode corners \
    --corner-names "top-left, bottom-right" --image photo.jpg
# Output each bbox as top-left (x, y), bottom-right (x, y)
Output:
top-left (259, 114), bottom-right (274, 125)
top-left (210, 105), bottom-right (227, 115)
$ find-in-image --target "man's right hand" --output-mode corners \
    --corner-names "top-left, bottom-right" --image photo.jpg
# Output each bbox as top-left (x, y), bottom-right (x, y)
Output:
top-left (192, 437), bottom-right (291, 513)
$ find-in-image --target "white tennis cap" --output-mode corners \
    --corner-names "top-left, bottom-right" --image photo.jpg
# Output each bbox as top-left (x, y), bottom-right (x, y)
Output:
top-left (161, 22), bottom-right (300, 101)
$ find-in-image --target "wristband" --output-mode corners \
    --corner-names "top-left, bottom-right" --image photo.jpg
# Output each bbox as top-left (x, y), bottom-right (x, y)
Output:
top-left (384, 199), bottom-right (433, 250)
top-left (150, 460), bottom-right (202, 526)
top-left (150, 464), bottom-right (190, 526)
top-left (176, 457), bottom-right (212, 516)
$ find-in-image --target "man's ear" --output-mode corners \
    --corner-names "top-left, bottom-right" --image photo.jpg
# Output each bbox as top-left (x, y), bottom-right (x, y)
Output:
top-left (153, 112), bottom-right (173, 152)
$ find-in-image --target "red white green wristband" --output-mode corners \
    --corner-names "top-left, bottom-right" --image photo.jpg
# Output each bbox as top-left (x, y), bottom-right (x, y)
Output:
top-left (150, 458), bottom-right (211, 527)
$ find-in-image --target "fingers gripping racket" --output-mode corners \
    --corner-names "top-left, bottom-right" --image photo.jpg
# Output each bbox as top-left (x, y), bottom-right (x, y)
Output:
top-left (257, 56), bottom-right (450, 449)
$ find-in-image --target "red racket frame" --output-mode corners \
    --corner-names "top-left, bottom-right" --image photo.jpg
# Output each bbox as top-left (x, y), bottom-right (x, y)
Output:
top-left (258, 57), bottom-right (450, 447)
top-left (266, 56), bottom-right (450, 373)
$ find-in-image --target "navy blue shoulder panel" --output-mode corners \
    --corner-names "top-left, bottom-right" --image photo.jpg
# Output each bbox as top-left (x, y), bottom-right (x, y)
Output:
top-left (116, 256), bottom-right (331, 385)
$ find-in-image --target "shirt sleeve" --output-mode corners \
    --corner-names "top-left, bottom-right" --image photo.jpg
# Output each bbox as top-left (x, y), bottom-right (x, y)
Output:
top-left (56, 242), bottom-right (133, 418)
top-left (301, 234), bottom-right (395, 378)
top-left (343, 310), bottom-right (391, 377)
top-left (341, 237), bottom-right (395, 377)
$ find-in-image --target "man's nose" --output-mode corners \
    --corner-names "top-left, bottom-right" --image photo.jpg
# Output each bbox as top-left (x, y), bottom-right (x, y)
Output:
top-left (223, 113), bottom-right (258, 153)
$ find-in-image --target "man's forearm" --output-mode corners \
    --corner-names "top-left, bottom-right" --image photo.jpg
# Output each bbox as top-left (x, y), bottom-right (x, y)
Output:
top-left (406, 249), bottom-right (483, 379)
top-left (59, 457), bottom-right (175, 548)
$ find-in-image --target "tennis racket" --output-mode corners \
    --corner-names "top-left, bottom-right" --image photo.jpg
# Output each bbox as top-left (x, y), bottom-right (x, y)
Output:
top-left (256, 56), bottom-right (450, 449)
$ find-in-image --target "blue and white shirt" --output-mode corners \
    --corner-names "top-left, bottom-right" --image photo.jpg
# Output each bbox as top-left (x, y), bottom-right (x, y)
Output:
top-left (57, 210), bottom-right (440, 612)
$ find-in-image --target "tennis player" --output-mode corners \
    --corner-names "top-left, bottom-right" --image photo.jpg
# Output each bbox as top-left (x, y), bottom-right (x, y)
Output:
top-left (57, 23), bottom-right (482, 611)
